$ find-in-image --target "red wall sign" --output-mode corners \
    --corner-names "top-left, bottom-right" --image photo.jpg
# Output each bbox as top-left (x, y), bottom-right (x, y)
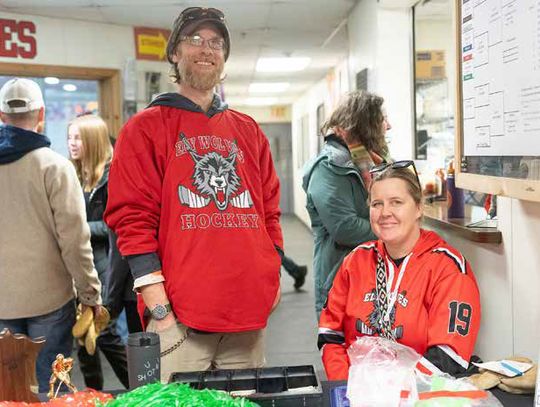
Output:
top-left (0, 18), bottom-right (37, 59)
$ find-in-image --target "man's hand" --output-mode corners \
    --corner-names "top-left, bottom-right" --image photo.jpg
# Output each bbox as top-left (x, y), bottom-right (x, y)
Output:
top-left (139, 281), bottom-right (176, 331)
top-left (81, 303), bottom-right (106, 319)
top-left (153, 312), bottom-right (176, 332)
top-left (271, 285), bottom-right (281, 313)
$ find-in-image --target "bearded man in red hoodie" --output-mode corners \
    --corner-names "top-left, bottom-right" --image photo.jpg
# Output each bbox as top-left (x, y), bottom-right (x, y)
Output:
top-left (105, 7), bottom-right (283, 382)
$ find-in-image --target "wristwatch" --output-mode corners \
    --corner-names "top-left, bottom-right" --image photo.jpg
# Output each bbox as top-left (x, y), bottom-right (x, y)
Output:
top-left (150, 303), bottom-right (172, 320)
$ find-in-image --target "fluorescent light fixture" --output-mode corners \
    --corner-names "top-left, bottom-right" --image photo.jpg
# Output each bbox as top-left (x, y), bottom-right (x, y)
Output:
top-left (245, 97), bottom-right (279, 106)
top-left (63, 84), bottom-right (77, 92)
top-left (44, 77), bottom-right (60, 85)
top-left (249, 82), bottom-right (290, 93)
top-left (256, 57), bottom-right (311, 72)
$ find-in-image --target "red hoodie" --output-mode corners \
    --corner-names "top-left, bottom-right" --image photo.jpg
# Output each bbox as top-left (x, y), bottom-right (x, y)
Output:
top-left (105, 94), bottom-right (282, 332)
top-left (318, 230), bottom-right (481, 380)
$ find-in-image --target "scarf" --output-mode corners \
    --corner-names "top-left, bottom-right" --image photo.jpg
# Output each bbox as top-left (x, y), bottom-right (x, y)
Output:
top-left (349, 143), bottom-right (385, 190)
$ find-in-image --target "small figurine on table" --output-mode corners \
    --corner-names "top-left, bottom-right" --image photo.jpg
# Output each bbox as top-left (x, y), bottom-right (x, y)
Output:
top-left (47, 353), bottom-right (78, 398)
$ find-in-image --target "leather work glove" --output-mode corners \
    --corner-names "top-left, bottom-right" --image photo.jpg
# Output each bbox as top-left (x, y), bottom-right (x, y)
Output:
top-left (72, 304), bottom-right (110, 355)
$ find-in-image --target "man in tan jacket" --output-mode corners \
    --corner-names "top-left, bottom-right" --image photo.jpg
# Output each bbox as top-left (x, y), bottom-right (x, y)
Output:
top-left (0, 78), bottom-right (102, 393)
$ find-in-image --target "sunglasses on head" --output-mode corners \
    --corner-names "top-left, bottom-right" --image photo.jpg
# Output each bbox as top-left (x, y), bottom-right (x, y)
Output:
top-left (179, 7), bottom-right (225, 22)
top-left (369, 160), bottom-right (421, 189)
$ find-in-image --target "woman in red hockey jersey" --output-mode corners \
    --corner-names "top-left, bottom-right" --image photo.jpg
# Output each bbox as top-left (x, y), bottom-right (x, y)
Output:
top-left (318, 161), bottom-right (481, 380)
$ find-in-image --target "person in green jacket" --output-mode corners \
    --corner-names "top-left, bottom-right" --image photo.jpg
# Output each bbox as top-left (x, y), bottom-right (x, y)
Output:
top-left (302, 90), bottom-right (391, 317)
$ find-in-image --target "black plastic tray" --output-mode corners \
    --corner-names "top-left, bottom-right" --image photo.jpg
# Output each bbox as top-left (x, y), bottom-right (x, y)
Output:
top-left (169, 365), bottom-right (323, 407)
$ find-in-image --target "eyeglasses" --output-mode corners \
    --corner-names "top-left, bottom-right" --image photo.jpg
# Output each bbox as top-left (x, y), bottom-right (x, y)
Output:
top-left (369, 160), bottom-right (421, 189)
top-left (180, 34), bottom-right (225, 51)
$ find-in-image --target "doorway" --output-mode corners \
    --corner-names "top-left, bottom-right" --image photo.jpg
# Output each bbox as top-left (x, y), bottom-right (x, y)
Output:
top-left (260, 122), bottom-right (293, 214)
top-left (0, 62), bottom-right (121, 142)
top-left (0, 76), bottom-right (99, 157)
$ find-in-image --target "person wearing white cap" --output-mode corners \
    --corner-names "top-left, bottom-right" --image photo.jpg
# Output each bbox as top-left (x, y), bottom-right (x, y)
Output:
top-left (0, 77), bottom-right (45, 114)
top-left (0, 78), bottom-right (103, 393)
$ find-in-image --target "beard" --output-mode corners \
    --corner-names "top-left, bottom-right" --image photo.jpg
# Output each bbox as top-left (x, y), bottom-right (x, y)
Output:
top-left (177, 56), bottom-right (224, 91)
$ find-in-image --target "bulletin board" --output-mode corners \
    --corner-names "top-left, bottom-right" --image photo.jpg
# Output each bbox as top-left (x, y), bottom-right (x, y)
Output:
top-left (455, 0), bottom-right (540, 202)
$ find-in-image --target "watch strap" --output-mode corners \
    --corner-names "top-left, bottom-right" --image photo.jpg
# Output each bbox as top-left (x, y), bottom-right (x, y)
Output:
top-left (150, 303), bottom-right (172, 320)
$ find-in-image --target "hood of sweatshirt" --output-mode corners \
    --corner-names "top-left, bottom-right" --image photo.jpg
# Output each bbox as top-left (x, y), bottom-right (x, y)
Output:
top-left (375, 229), bottom-right (447, 261)
top-left (0, 124), bottom-right (51, 165)
top-left (147, 92), bottom-right (228, 118)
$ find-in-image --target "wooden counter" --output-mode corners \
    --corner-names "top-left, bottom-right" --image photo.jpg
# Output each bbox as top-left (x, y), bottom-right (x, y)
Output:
top-left (422, 202), bottom-right (502, 244)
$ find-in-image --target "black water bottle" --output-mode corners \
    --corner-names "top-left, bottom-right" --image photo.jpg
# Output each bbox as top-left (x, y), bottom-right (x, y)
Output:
top-left (126, 332), bottom-right (161, 389)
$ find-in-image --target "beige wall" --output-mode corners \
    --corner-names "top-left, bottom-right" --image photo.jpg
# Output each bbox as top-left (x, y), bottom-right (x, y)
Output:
top-left (348, 1), bottom-right (414, 160)
top-left (291, 61), bottom-right (350, 226)
top-left (0, 12), bottom-right (133, 68)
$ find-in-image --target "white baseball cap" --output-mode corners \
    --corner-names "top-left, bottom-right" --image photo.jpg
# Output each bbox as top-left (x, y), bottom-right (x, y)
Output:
top-left (0, 78), bottom-right (45, 114)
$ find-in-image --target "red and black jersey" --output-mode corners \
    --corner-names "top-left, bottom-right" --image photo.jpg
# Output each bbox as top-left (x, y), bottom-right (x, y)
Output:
top-left (318, 229), bottom-right (481, 380)
top-left (105, 93), bottom-right (282, 332)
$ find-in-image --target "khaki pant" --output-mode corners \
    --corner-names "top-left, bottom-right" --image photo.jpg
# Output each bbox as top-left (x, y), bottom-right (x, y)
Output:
top-left (147, 320), bottom-right (265, 383)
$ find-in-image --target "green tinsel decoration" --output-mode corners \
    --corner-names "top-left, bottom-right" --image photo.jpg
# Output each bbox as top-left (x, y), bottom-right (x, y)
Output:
top-left (98, 382), bottom-right (260, 407)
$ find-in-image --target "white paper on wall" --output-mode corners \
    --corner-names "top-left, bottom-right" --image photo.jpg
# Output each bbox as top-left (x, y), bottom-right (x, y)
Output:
top-left (461, 0), bottom-right (540, 156)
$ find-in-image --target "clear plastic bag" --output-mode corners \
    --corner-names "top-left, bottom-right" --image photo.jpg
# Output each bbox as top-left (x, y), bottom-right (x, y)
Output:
top-left (345, 336), bottom-right (504, 407)
top-left (346, 337), bottom-right (421, 407)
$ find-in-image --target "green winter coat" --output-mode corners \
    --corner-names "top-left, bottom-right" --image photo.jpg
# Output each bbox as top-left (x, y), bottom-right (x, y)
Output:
top-left (302, 136), bottom-right (376, 316)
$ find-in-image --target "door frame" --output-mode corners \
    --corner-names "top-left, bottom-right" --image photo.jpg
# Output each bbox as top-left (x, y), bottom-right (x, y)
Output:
top-left (0, 62), bottom-right (121, 137)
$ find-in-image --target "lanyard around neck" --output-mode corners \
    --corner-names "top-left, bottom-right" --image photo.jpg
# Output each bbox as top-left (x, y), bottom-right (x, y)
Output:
top-left (383, 253), bottom-right (412, 322)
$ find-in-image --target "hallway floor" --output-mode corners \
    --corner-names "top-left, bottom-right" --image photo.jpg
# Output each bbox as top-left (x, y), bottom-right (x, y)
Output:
top-left (70, 214), bottom-right (324, 390)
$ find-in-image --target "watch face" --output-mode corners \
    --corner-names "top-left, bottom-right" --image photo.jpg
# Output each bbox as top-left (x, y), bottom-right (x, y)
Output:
top-left (151, 304), bottom-right (168, 320)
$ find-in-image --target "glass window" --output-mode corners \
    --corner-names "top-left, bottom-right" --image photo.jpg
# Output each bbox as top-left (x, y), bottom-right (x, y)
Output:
top-left (0, 76), bottom-right (99, 157)
top-left (413, 0), bottom-right (455, 170)
top-left (413, 3), bottom-right (489, 216)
